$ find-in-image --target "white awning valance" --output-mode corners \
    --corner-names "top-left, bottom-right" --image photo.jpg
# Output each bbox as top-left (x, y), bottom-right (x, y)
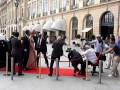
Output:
top-left (0, 33), bottom-right (5, 40)
top-left (82, 28), bottom-right (92, 32)
top-left (43, 21), bottom-right (53, 31)
top-left (22, 26), bottom-right (29, 31)
top-left (32, 24), bottom-right (41, 32)
top-left (51, 19), bottom-right (66, 31)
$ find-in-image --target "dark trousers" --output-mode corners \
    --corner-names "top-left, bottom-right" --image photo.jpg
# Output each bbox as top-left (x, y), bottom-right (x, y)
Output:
top-left (71, 60), bottom-right (85, 73)
top-left (23, 51), bottom-right (29, 69)
top-left (49, 56), bottom-right (60, 75)
top-left (13, 56), bottom-right (22, 74)
top-left (37, 51), bottom-right (49, 67)
top-left (83, 61), bottom-right (97, 72)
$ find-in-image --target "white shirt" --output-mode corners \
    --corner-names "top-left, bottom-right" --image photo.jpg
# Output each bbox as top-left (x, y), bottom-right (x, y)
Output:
top-left (83, 48), bottom-right (97, 64)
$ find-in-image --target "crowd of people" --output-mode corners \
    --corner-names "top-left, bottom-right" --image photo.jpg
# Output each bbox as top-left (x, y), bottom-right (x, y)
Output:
top-left (0, 30), bottom-right (120, 78)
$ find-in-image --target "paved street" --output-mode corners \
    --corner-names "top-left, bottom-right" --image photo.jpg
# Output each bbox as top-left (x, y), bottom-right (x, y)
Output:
top-left (0, 44), bottom-right (120, 90)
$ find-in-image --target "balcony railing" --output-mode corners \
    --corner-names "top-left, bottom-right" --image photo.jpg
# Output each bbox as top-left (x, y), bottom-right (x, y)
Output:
top-left (43, 12), bottom-right (48, 16)
top-left (59, 7), bottom-right (66, 12)
top-left (83, 1), bottom-right (94, 7)
top-left (100, 0), bottom-right (112, 3)
top-left (50, 10), bottom-right (56, 14)
top-left (70, 4), bottom-right (79, 10)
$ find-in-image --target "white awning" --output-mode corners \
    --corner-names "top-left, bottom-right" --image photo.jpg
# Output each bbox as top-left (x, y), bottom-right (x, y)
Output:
top-left (22, 26), bottom-right (29, 31)
top-left (43, 21), bottom-right (53, 31)
top-left (51, 19), bottom-right (66, 31)
top-left (32, 24), bottom-right (41, 32)
top-left (0, 33), bottom-right (5, 40)
top-left (82, 28), bottom-right (92, 32)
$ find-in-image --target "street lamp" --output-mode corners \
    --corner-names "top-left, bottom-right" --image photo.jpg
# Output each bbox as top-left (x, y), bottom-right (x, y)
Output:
top-left (14, 0), bottom-right (20, 32)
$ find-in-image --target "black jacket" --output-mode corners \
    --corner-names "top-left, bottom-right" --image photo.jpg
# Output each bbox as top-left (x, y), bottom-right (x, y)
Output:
top-left (68, 50), bottom-right (83, 62)
top-left (51, 39), bottom-right (64, 58)
top-left (22, 36), bottom-right (30, 53)
top-left (11, 37), bottom-right (22, 58)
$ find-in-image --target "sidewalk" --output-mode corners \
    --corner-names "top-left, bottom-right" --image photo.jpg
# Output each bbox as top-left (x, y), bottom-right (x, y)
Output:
top-left (0, 44), bottom-right (120, 90)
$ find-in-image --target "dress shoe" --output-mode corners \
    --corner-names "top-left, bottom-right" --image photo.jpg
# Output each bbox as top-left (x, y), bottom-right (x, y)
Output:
top-left (18, 74), bottom-right (24, 76)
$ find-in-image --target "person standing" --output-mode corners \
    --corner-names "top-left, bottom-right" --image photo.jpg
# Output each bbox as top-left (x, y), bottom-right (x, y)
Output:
top-left (22, 30), bottom-right (30, 70)
top-left (26, 31), bottom-right (37, 69)
top-left (36, 31), bottom-right (49, 67)
top-left (48, 36), bottom-right (65, 76)
top-left (11, 32), bottom-right (23, 76)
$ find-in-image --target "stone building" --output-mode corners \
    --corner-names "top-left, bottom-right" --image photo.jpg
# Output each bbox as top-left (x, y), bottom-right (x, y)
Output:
top-left (0, 0), bottom-right (120, 42)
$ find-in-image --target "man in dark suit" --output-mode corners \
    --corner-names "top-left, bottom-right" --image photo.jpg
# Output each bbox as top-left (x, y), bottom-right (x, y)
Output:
top-left (48, 36), bottom-right (65, 76)
top-left (36, 31), bottom-right (49, 67)
top-left (11, 32), bottom-right (23, 76)
top-left (22, 30), bottom-right (30, 70)
top-left (68, 49), bottom-right (85, 76)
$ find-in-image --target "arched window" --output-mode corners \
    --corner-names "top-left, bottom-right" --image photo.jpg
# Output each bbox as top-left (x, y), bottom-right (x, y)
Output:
top-left (100, 11), bottom-right (114, 39)
top-left (83, 15), bottom-right (93, 39)
top-left (71, 17), bottom-right (78, 39)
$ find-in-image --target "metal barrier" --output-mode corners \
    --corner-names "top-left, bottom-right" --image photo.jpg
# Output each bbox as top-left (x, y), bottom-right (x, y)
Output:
top-left (98, 60), bottom-right (102, 84)
top-left (37, 53), bottom-right (43, 79)
top-left (56, 58), bottom-right (59, 80)
top-left (3, 52), bottom-right (11, 76)
top-left (11, 57), bottom-right (14, 80)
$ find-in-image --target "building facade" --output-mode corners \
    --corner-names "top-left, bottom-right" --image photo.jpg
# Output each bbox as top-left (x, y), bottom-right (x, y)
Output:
top-left (0, 0), bottom-right (120, 41)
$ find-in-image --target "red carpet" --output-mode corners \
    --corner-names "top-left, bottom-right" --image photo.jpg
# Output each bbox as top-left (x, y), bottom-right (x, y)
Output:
top-left (0, 67), bottom-right (85, 77)
top-left (24, 67), bottom-right (74, 76)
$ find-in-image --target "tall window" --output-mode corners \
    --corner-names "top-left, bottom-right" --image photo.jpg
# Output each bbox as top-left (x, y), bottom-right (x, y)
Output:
top-left (100, 0), bottom-right (111, 3)
top-left (27, 6), bottom-right (30, 19)
top-left (83, 0), bottom-right (95, 6)
top-left (37, 0), bottom-right (42, 17)
top-left (84, 15), bottom-right (93, 39)
top-left (60, 0), bottom-right (67, 12)
top-left (43, 0), bottom-right (48, 16)
top-left (50, 0), bottom-right (57, 14)
top-left (70, 0), bottom-right (79, 10)
top-left (32, 1), bottom-right (37, 19)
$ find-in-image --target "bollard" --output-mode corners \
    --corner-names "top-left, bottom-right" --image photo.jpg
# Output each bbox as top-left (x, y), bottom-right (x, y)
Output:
top-left (69, 61), bottom-right (71, 67)
top-left (98, 60), bottom-right (102, 84)
top-left (11, 57), bottom-right (14, 80)
top-left (37, 53), bottom-right (43, 79)
top-left (56, 58), bottom-right (59, 80)
top-left (3, 52), bottom-right (10, 76)
top-left (85, 59), bottom-right (89, 80)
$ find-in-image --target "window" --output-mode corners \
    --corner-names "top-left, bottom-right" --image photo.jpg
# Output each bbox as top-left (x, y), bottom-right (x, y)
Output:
top-left (50, 0), bottom-right (57, 14)
top-left (101, 12), bottom-right (114, 26)
top-left (100, 0), bottom-right (111, 3)
top-left (83, 0), bottom-right (95, 6)
top-left (37, 0), bottom-right (42, 17)
top-left (60, 0), bottom-right (67, 12)
top-left (70, 0), bottom-right (79, 10)
top-left (27, 6), bottom-right (30, 19)
top-left (43, 0), bottom-right (48, 16)
top-left (32, 1), bottom-right (37, 18)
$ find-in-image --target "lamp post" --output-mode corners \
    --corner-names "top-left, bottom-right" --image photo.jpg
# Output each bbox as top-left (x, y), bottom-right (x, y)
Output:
top-left (14, 0), bottom-right (20, 32)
